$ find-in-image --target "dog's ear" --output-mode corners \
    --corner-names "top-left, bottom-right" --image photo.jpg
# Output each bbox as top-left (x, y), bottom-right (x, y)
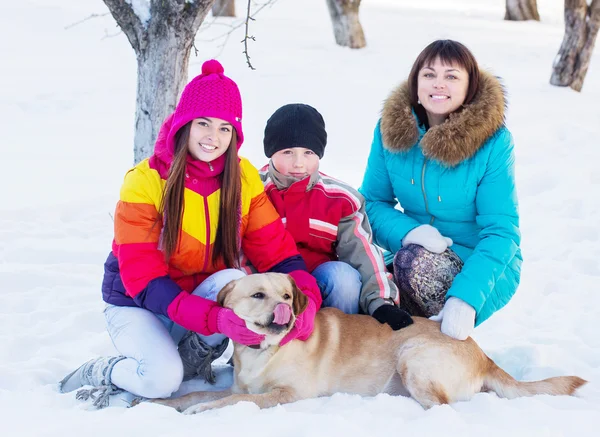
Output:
top-left (217, 279), bottom-right (237, 307)
top-left (288, 275), bottom-right (309, 316)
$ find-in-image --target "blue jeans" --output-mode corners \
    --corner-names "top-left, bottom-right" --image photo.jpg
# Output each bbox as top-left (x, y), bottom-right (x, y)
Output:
top-left (312, 261), bottom-right (361, 314)
top-left (105, 269), bottom-right (245, 398)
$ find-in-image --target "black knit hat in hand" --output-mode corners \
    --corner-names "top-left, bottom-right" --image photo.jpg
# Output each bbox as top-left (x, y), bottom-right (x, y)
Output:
top-left (263, 103), bottom-right (327, 158)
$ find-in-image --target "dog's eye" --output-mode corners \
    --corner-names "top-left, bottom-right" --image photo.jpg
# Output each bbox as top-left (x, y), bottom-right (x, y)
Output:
top-left (282, 294), bottom-right (291, 300)
top-left (251, 292), bottom-right (265, 299)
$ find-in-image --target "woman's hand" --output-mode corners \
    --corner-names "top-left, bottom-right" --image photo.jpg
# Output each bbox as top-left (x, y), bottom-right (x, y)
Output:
top-left (430, 297), bottom-right (475, 340)
top-left (279, 270), bottom-right (322, 346)
top-left (402, 224), bottom-right (453, 254)
top-left (280, 298), bottom-right (318, 346)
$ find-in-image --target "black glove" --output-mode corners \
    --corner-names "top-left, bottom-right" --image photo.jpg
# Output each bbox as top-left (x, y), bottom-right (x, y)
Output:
top-left (372, 305), bottom-right (414, 331)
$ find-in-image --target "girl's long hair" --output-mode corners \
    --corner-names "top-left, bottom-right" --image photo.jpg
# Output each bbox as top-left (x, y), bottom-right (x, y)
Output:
top-left (158, 123), bottom-right (241, 268)
top-left (212, 131), bottom-right (241, 269)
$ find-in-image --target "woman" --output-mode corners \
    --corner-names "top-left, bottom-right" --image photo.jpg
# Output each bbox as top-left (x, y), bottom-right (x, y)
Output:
top-left (360, 40), bottom-right (522, 340)
top-left (58, 60), bottom-right (321, 408)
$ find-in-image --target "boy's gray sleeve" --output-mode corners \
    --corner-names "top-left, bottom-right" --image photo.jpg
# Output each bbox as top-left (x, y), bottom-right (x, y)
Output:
top-left (336, 197), bottom-right (400, 315)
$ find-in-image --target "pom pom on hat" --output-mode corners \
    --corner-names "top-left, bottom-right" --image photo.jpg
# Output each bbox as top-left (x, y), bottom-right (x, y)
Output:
top-left (202, 59), bottom-right (225, 75)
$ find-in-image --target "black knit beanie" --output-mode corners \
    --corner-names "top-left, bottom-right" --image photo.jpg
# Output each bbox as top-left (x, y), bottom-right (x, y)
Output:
top-left (263, 104), bottom-right (327, 158)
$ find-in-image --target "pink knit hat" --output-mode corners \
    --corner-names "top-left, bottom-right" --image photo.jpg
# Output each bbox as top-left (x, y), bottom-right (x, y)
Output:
top-left (166, 59), bottom-right (243, 152)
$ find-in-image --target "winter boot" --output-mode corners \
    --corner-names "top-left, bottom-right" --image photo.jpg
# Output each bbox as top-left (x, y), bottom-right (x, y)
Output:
top-left (178, 332), bottom-right (229, 384)
top-left (58, 356), bottom-right (125, 409)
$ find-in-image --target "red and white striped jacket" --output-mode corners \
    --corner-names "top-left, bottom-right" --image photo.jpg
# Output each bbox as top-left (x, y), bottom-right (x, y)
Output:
top-left (254, 164), bottom-right (399, 315)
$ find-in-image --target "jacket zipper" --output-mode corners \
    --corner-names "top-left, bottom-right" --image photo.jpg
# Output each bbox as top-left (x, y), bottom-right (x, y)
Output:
top-left (420, 158), bottom-right (435, 225)
top-left (202, 196), bottom-right (211, 271)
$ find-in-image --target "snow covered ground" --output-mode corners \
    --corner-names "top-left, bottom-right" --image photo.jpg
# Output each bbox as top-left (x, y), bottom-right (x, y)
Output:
top-left (1, 0), bottom-right (599, 435)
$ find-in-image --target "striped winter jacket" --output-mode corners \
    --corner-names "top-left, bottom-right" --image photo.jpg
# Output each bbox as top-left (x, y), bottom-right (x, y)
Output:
top-left (255, 164), bottom-right (399, 315)
top-left (101, 115), bottom-right (305, 335)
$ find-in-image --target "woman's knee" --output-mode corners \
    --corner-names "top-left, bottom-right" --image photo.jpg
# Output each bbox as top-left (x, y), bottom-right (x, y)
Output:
top-left (393, 244), bottom-right (462, 301)
top-left (192, 268), bottom-right (246, 300)
top-left (136, 357), bottom-right (184, 399)
top-left (210, 268), bottom-right (246, 285)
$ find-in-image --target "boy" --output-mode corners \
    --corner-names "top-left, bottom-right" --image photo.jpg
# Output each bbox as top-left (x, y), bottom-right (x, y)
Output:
top-left (255, 103), bottom-right (412, 331)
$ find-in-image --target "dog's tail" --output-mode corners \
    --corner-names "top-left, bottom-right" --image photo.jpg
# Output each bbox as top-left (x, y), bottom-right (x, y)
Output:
top-left (482, 358), bottom-right (586, 399)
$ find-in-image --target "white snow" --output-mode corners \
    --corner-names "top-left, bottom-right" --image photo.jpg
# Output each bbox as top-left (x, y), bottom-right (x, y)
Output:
top-left (126, 0), bottom-right (151, 26)
top-left (1, 0), bottom-right (599, 436)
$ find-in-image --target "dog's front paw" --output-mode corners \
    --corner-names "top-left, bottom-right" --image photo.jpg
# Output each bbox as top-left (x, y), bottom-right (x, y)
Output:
top-left (129, 397), bottom-right (147, 407)
top-left (183, 403), bottom-right (209, 415)
top-left (149, 398), bottom-right (184, 412)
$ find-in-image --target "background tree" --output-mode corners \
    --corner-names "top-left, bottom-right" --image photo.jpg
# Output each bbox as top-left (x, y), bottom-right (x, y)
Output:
top-left (103, 0), bottom-right (216, 164)
top-left (550, 0), bottom-right (600, 92)
top-left (213, 0), bottom-right (235, 17)
top-left (504, 0), bottom-right (540, 21)
top-left (325, 0), bottom-right (366, 49)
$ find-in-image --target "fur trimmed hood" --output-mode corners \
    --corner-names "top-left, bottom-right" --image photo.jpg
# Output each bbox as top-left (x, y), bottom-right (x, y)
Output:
top-left (380, 70), bottom-right (506, 166)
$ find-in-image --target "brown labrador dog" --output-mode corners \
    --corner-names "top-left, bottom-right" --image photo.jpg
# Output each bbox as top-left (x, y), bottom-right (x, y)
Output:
top-left (152, 273), bottom-right (586, 414)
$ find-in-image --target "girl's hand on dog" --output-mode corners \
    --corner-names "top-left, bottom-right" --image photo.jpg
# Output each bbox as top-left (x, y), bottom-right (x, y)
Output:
top-left (279, 270), bottom-right (322, 346)
top-left (209, 307), bottom-right (265, 346)
top-left (279, 298), bottom-right (318, 345)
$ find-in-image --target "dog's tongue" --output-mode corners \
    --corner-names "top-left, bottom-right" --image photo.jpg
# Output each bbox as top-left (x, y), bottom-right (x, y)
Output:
top-left (273, 303), bottom-right (292, 325)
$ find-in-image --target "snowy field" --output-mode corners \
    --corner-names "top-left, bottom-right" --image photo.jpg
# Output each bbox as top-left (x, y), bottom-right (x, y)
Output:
top-left (1, 0), bottom-right (599, 436)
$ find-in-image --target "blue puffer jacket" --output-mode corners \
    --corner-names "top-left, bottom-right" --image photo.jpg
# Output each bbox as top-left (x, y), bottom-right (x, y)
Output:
top-left (359, 71), bottom-right (522, 325)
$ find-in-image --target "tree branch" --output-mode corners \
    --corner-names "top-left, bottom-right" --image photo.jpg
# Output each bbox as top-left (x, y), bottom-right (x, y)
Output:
top-left (242, 0), bottom-right (256, 69)
top-left (178, 0), bottom-right (217, 33)
top-left (102, 0), bottom-right (145, 52)
top-left (195, 0), bottom-right (278, 69)
top-left (64, 12), bottom-right (110, 30)
top-left (198, 0), bottom-right (278, 40)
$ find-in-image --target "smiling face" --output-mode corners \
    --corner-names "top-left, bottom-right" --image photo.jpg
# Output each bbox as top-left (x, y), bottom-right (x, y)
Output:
top-left (217, 273), bottom-right (308, 346)
top-left (417, 57), bottom-right (469, 127)
top-left (271, 147), bottom-right (320, 180)
top-left (187, 117), bottom-right (233, 162)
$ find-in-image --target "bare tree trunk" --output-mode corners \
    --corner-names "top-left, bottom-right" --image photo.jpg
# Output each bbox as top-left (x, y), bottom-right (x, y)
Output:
top-left (213, 0), bottom-right (235, 17)
top-left (550, 0), bottom-right (600, 92)
top-left (571, 1), bottom-right (600, 91)
top-left (134, 33), bottom-right (195, 163)
top-left (325, 0), bottom-right (366, 49)
top-left (504, 0), bottom-right (540, 21)
top-left (103, 0), bottom-right (216, 164)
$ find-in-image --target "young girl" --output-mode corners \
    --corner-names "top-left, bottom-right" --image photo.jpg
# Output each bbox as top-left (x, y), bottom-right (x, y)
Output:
top-left (255, 103), bottom-right (413, 331)
top-left (360, 40), bottom-right (522, 340)
top-left (59, 60), bottom-right (321, 408)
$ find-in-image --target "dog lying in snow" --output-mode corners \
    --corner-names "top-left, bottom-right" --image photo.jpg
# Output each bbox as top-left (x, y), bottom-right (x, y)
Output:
top-left (150, 273), bottom-right (586, 413)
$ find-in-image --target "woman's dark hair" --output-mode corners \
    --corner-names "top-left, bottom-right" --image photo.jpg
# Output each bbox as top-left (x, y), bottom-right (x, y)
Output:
top-left (158, 123), bottom-right (241, 268)
top-left (407, 40), bottom-right (480, 126)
